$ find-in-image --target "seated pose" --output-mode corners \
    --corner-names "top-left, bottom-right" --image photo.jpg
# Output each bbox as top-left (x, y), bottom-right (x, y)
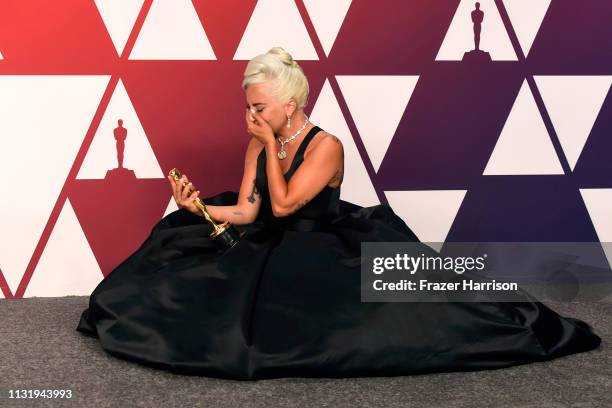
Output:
top-left (77, 47), bottom-right (601, 380)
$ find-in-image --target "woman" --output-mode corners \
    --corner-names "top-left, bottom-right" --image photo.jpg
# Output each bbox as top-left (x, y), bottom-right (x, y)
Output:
top-left (77, 47), bottom-right (601, 380)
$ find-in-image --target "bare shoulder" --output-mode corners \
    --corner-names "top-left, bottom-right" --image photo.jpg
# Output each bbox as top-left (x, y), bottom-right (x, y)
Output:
top-left (321, 131), bottom-right (343, 146)
top-left (305, 130), bottom-right (343, 158)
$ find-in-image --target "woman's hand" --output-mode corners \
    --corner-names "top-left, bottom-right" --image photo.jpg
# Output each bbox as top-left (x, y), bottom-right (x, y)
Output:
top-left (246, 108), bottom-right (275, 145)
top-left (167, 173), bottom-right (201, 216)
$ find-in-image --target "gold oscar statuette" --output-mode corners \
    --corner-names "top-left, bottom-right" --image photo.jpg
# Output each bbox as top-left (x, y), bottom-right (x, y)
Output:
top-left (168, 167), bottom-right (242, 251)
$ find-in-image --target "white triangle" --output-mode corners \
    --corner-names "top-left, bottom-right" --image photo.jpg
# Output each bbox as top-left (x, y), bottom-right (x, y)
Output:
top-left (0, 50), bottom-right (3, 59)
top-left (233, 0), bottom-right (318, 60)
top-left (436, 0), bottom-right (517, 61)
top-left (503, 0), bottom-right (551, 57)
top-left (579, 188), bottom-right (612, 271)
top-left (95, 0), bottom-right (145, 56)
top-left (303, 0), bottom-right (352, 57)
top-left (535, 75), bottom-right (612, 171)
top-left (385, 190), bottom-right (467, 251)
top-left (0, 75), bottom-right (110, 294)
top-left (77, 79), bottom-right (164, 179)
top-left (25, 199), bottom-right (104, 297)
top-left (483, 80), bottom-right (563, 175)
top-left (336, 75), bottom-right (418, 172)
top-left (309, 79), bottom-right (379, 207)
top-left (163, 195), bottom-right (180, 218)
top-left (130, 0), bottom-right (216, 60)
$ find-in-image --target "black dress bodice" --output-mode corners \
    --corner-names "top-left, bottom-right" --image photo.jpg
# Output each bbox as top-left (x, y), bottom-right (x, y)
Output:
top-left (254, 125), bottom-right (341, 229)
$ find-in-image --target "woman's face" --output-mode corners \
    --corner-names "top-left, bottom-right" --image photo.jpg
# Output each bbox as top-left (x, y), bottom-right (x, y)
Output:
top-left (245, 82), bottom-right (296, 135)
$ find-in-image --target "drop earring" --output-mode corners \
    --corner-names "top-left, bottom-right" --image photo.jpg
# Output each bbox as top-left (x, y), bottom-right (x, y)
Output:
top-left (286, 115), bottom-right (292, 128)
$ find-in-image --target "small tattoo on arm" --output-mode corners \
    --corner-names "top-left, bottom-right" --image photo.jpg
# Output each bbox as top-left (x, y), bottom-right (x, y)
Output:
top-left (247, 179), bottom-right (260, 204)
top-left (327, 135), bottom-right (344, 186)
top-left (295, 199), bottom-right (309, 212)
top-left (329, 165), bottom-right (344, 186)
top-left (283, 199), bottom-right (310, 216)
top-left (233, 211), bottom-right (243, 216)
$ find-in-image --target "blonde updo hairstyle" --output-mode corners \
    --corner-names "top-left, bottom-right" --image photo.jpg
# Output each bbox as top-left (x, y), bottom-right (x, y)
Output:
top-left (242, 47), bottom-right (309, 111)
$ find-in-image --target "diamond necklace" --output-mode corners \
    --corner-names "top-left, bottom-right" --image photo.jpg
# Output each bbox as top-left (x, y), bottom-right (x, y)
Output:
top-left (276, 115), bottom-right (310, 160)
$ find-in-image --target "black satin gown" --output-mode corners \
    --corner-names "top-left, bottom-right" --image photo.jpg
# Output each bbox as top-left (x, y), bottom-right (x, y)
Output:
top-left (77, 125), bottom-right (602, 379)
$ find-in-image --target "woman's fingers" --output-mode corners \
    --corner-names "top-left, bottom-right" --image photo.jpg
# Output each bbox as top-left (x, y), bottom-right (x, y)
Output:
top-left (191, 190), bottom-right (200, 207)
top-left (168, 175), bottom-right (186, 207)
top-left (250, 109), bottom-right (260, 123)
top-left (168, 175), bottom-right (180, 202)
top-left (181, 182), bottom-right (192, 201)
top-left (245, 108), bottom-right (255, 122)
top-left (247, 117), bottom-right (257, 135)
top-left (168, 173), bottom-right (200, 212)
top-left (245, 109), bottom-right (252, 134)
top-left (167, 175), bottom-right (175, 191)
top-left (245, 109), bottom-right (256, 136)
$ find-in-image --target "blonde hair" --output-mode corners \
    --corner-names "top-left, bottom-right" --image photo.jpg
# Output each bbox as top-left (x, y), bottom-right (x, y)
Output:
top-left (242, 47), bottom-right (309, 110)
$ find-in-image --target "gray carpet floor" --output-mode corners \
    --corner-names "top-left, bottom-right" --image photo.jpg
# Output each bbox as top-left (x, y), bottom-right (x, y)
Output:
top-left (0, 297), bottom-right (609, 408)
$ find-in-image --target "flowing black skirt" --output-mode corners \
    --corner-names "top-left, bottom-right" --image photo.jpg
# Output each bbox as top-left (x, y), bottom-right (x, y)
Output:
top-left (76, 191), bottom-right (602, 379)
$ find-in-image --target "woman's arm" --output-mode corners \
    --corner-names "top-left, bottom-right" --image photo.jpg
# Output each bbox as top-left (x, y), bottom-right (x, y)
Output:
top-left (265, 134), bottom-right (343, 217)
top-left (202, 138), bottom-right (264, 225)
